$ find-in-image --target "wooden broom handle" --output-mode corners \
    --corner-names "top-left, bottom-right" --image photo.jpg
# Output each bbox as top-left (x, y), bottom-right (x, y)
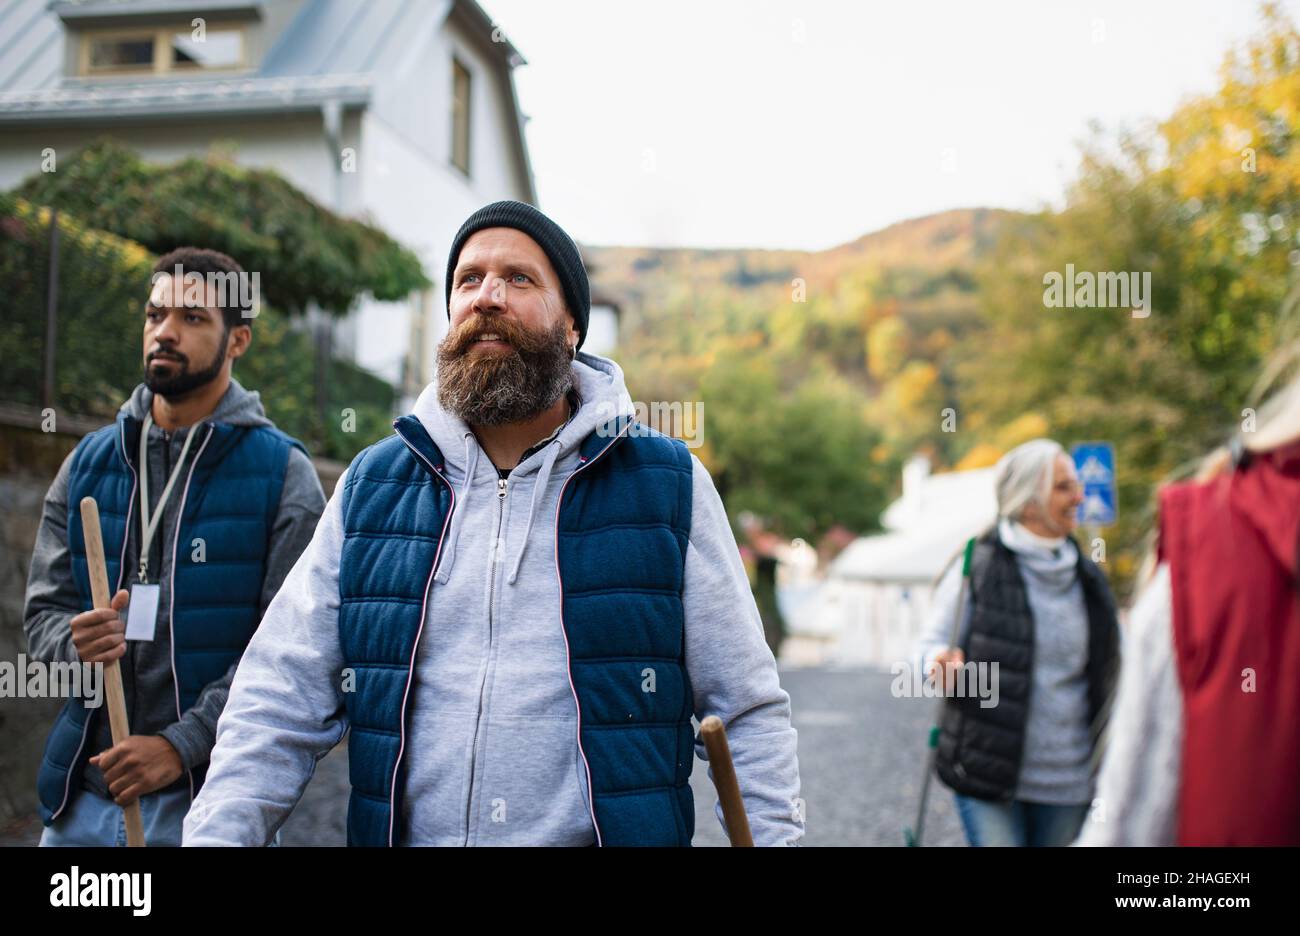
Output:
top-left (80, 497), bottom-right (146, 848)
top-left (700, 715), bottom-right (753, 847)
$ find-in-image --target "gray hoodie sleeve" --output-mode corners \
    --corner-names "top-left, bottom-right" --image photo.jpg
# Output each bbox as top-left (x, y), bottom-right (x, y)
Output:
top-left (159, 447), bottom-right (327, 772)
top-left (23, 451), bottom-right (82, 667)
top-left (683, 455), bottom-right (804, 846)
top-left (913, 556), bottom-right (972, 677)
top-left (183, 464), bottom-right (348, 846)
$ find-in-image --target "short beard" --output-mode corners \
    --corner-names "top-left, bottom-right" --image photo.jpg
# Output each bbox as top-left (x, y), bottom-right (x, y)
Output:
top-left (143, 330), bottom-right (228, 399)
top-left (436, 315), bottom-right (573, 426)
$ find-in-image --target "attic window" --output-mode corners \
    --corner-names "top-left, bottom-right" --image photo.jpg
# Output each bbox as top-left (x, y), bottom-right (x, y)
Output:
top-left (170, 30), bottom-right (243, 69)
top-left (81, 26), bottom-right (245, 76)
top-left (451, 58), bottom-right (472, 176)
top-left (87, 34), bottom-right (156, 72)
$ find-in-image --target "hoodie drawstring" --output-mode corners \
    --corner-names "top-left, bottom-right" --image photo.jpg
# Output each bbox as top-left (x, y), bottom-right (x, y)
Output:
top-left (434, 432), bottom-right (479, 584)
top-left (507, 438), bottom-right (563, 586)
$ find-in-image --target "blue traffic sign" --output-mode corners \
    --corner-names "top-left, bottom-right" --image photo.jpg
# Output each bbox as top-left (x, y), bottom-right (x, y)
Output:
top-left (1071, 442), bottom-right (1117, 526)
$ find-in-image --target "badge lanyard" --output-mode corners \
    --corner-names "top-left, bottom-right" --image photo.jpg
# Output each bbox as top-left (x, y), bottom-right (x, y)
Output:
top-left (126, 412), bottom-right (199, 642)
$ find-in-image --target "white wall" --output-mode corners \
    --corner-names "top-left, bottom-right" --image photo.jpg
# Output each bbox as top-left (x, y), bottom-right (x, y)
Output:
top-left (368, 7), bottom-right (530, 206)
top-left (356, 13), bottom-right (535, 392)
top-left (353, 104), bottom-right (517, 389)
top-left (0, 115), bottom-right (335, 203)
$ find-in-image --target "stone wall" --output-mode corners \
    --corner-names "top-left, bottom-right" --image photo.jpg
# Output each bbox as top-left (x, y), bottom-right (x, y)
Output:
top-left (0, 420), bottom-right (79, 827)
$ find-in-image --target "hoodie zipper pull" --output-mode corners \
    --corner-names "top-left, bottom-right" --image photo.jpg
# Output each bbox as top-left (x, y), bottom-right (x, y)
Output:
top-left (498, 477), bottom-right (508, 499)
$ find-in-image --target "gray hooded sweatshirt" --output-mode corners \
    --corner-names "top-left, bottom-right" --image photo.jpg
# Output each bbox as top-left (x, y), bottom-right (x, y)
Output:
top-left (23, 378), bottom-right (326, 798)
top-left (183, 352), bottom-right (803, 846)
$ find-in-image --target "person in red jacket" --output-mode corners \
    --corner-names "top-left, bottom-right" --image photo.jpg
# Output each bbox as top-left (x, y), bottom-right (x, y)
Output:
top-left (1077, 372), bottom-right (1300, 846)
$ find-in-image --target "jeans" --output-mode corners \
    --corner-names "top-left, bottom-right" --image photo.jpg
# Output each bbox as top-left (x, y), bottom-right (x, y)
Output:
top-left (954, 794), bottom-right (1089, 847)
top-left (39, 786), bottom-right (281, 847)
top-left (40, 785), bottom-right (192, 847)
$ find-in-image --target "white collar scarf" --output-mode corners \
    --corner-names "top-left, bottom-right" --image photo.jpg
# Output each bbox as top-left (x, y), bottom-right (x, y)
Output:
top-left (997, 517), bottom-right (1079, 593)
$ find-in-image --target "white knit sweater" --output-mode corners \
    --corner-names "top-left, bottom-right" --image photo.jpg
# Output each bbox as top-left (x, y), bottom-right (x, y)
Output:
top-left (1074, 563), bottom-right (1181, 845)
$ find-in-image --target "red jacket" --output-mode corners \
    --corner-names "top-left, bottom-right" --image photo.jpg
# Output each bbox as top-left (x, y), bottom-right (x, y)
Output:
top-left (1159, 441), bottom-right (1300, 846)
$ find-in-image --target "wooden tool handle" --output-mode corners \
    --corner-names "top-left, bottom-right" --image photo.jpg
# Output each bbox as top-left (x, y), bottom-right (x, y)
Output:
top-left (80, 496), bottom-right (146, 848)
top-left (700, 715), bottom-right (753, 847)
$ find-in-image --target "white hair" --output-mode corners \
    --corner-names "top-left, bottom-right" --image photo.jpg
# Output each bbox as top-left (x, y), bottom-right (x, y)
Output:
top-left (994, 438), bottom-right (1066, 520)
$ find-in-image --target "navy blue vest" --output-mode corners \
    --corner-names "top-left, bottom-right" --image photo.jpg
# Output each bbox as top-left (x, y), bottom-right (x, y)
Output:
top-left (337, 414), bottom-right (695, 846)
top-left (37, 409), bottom-right (305, 824)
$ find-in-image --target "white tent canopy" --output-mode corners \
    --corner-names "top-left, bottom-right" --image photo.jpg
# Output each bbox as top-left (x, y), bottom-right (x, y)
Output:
top-left (830, 459), bottom-right (998, 585)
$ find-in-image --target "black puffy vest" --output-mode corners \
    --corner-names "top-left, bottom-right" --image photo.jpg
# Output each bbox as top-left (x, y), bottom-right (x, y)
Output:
top-left (934, 527), bottom-right (1120, 801)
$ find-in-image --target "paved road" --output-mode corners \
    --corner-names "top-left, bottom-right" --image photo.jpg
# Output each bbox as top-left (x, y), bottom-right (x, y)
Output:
top-left (2, 666), bottom-right (966, 847)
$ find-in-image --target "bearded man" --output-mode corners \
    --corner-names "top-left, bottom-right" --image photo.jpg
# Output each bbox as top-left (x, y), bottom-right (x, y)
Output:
top-left (184, 202), bottom-right (802, 846)
top-left (25, 247), bottom-right (324, 846)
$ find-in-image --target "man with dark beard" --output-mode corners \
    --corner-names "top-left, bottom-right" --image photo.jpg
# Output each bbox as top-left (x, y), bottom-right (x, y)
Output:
top-left (24, 247), bottom-right (325, 845)
top-left (186, 201), bottom-right (803, 846)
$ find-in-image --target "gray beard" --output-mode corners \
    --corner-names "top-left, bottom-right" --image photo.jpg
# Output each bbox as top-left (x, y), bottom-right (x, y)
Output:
top-left (436, 321), bottom-right (573, 426)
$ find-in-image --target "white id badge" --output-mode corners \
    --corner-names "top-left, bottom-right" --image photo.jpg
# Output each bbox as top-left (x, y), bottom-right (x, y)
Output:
top-left (125, 583), bottom-right (161, 642)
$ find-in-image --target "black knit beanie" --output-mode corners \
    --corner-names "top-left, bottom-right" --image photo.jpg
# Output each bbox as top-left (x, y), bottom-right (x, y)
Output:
top-left (444, 200), bottom-right (591, 350)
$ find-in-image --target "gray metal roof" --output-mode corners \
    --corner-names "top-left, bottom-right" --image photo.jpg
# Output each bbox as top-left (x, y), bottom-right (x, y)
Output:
top-left (0, 0), bottom-right (67, 93)
top-left (0, 71), bottom-right (373, 119)
top-left (51, 1), bottom-right (265, 23)
top-left (0, 0), bottom-right (523, 115)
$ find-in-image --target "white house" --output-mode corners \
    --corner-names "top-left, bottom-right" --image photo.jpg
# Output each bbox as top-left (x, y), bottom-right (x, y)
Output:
top-left (0, 0), bottom-right (544, 408)
top-left (790, 455), bottom-right (998, 667)
top-left (584, 294), bottom-right (621, 358)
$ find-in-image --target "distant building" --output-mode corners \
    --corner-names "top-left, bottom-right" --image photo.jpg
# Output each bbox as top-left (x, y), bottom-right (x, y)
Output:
top-left (580, 248), bottom-right (622, 357)
top-left (790, 455), bottom-right (997, 667)
top-left (0, 0), bottom-right (537, 408)
top-left (583, 292), bottom-right (621, 357)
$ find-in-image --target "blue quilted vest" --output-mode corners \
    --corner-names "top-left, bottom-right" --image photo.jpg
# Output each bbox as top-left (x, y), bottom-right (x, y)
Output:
top-left (37, 409), bottom-right (305, 824)
top-left (338, 413), bottom-right (695, 846)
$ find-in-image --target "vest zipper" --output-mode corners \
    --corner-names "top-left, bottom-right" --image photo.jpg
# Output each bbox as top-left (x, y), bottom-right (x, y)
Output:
top-left (389, 426), bottom-right (457, 846)
top-left (391, 418), bottom-right (630, 846)
top-left (465, 475), bottom-right (508, 845)
top-left (552, 420), bottom-right (634, 847)
top-left (166, 422), bottom-right (214, 805)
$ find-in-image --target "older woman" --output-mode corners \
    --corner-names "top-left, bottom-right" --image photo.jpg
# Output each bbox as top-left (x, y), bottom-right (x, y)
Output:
top-left (915, 439), bottom-right (1121, 846)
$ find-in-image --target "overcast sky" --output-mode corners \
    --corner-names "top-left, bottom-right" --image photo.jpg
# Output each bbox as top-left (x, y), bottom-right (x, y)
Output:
top-left (479, 0), bottom-right (1299, 251)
